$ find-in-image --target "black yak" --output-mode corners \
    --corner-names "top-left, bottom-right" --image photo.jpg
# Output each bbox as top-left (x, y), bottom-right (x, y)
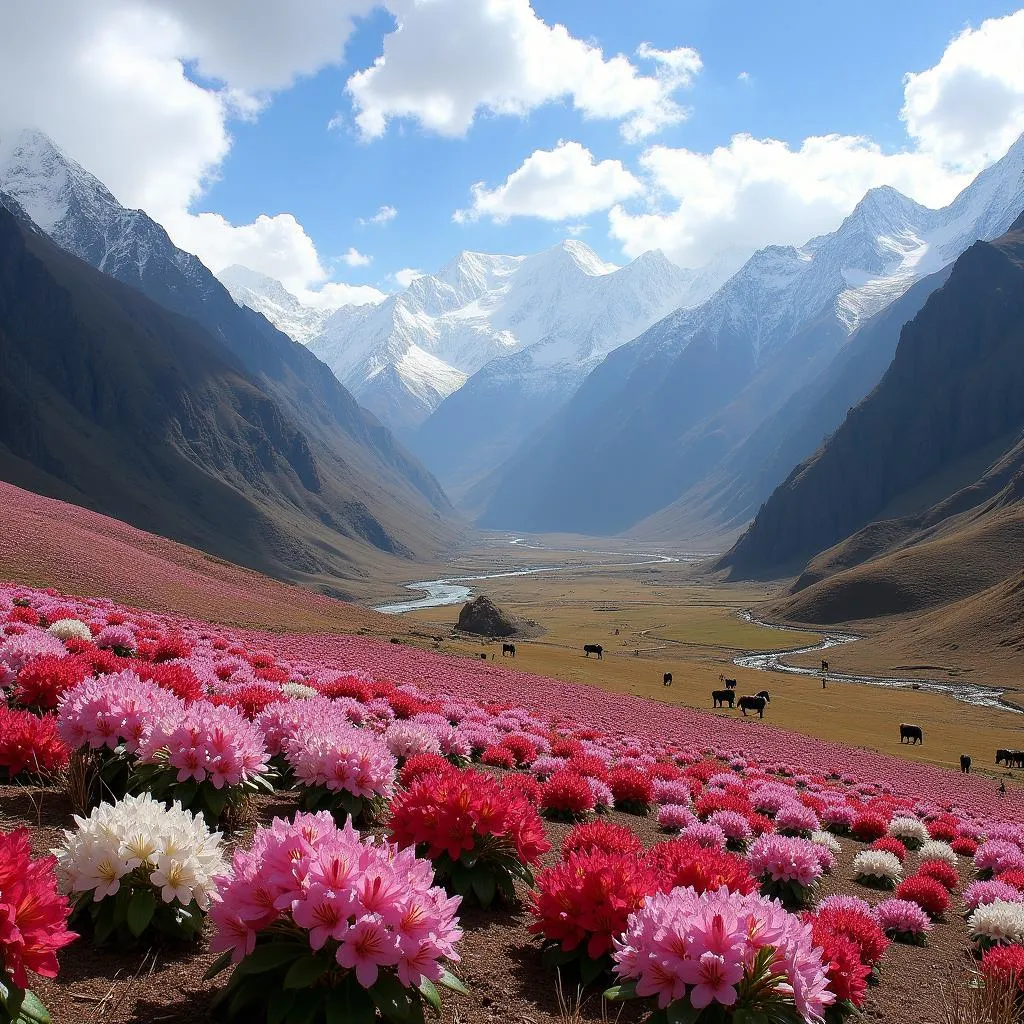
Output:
top-left (900, 723), bottom-right (923, 744)
top-left (739, 695), bottom-right (767, 718)
top-left (502, 643), bottom-right (516, 657)
top-left (583, 644), bottom-right (603, 659)
top-left (712, 689), bottom-right (735, 708)
top-left (663, 672), bottom-right (673, 686)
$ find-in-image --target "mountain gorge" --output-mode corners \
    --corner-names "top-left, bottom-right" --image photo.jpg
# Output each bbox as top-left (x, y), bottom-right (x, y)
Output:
top-left (473, 135), bottom-right (1024, 538)
top-left (0, 130), bottom-right (456, 593)
top-left (723, 210), bottom-right (1024, 598)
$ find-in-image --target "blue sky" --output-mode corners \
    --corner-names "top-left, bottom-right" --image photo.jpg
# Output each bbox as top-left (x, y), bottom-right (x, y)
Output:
top-left (3, 1), bottom-right (1023, 301)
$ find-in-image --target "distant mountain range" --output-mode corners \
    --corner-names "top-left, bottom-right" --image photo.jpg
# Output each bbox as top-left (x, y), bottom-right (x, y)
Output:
top-left (0, 129), bottom-right (455, 591)
top-left (473, 133), bottom-right (1024, 537)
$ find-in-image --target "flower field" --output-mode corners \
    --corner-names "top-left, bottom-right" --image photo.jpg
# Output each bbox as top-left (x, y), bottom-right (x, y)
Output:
top-left (3, 580), bottom-right (1024, 1023)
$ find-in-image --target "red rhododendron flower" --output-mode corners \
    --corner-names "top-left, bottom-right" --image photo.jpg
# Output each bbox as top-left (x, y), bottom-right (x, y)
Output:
top-left (541, 771), bottom-right (595, 819)
top-left (813, 928), bottom-right (870, 1006)
top-left (481, 745), bottom-right (516, 769)
top-left (388, 692), bottom-right (427, 719)
top-left (997, 869), bottom-right (1024, 892)
top-left (895, 876), bottom-right (950, 919)
top-left (646, 838), bottom-right (756, 895)
top-left (927, 817), bottom-right (960, 842)
top-left (14, 654), bottom-right (91, 710)
top-left (981, 944), bottom-right (1024, 991)
top-left (499, 735), bottom-right (538, 766)
top-left (314, 676), bottom-right (373, 702)
top-left (529, 850), bottom-right (658, 960)
top-left (607, 765), bottom-right (654, 812)
top-left (565, 753), bottom-right (609, 781)
top-left (502, 773), bottom-right (542, 805)
top-left (0, 708), bottom-right (70, 777)
top-left (685, 760), bottom-right (726, 784)
top-left (399, 753), bottom-right (455, 787)
top-left (952, 837), bottom-right (978, 857)
top-left (562, 820), bottom-right (643, 860)
top-left (550, 738), bottom-right (585, 759)
top-left (810, 906), bottom-right (889, 966)
top-left (648, 761), bottom-right (682, 782)
top-left (0, 829), bottom-right (77, 988)
top-left (871, 836), bottom-right (907, 863)
top-left (7, 606), bottom-right (40, 626)
top-left (693, 790), bottom-right (750, 820)
top-left (852, 813), bottom-right (889, 842)
top-left (917, 859), bottom-right (959, 891)
top-left (133, 661), bottom-right (204, 702)
top-left (389, 766), bottom-right (550, 865)
top-left (208, 684), bottom-right (283, 719)
top-left (747, 812), bottom-right (776, 837)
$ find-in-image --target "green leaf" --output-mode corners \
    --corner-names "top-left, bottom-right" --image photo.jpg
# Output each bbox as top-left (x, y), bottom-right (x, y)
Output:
top-left (470, 870), bottom-right (496, 908)
top-left (234, 942), bottom-right (309, 976)
top-left (202, 784), bottom-right (230, 821)
top-left (283, 954), bottom-right (333, 989)
top-left (92, 897), bottom-right (117, 946)
top-left (203, 949), bottom-right (235, 981)
top-left (602, 981), bottom-right (638, 1002)
top-left (436, 969), bottom-right (470, 997)
top-left (666, 1001), bottom-right (702, 1024)
top-left (126, 888), bottom-right (157, 937)
top-left (267, 987), bottom-right (296, 1024)
top-left (370, 972), bottom-right (412, 1022)
top-left (287, 990), bottom-right (326, 1024)
top-left (578, 954), bottom-right (606, 987)
top-left (325, 983), bottom-right (375, 1024)
top-left (172, 779), bottom-right (199, 808)
top-left (417, 978), bottom-right (442, 1013)
top-left (15, 990), bottom-right (52, 1024)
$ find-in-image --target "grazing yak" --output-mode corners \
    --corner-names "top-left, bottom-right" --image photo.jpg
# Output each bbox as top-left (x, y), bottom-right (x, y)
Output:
top-left (756, 690), bottom-right (770, 702)
top-left (724, 678), bottom-right (738, 690)
top-left (996, 749), bottom-right (1024, 767)
top-left (712, 689), bottom-right (735, 708)
top-left (960, 754), bottom-right (972, 774)
top-left (663, 672), bottom-right (673, 686)
top-left (739, 695), bottom-right (767, 718)
top-left (821, 659), bottom-right (829, 672)
top-left (583, 644), bottom-right (603, 659)
top-left (900, 723), bottom-right (923, 745)
top-left (502, 643), bottom-right (516, 657)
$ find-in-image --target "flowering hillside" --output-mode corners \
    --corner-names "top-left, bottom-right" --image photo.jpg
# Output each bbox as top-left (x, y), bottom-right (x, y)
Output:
top-left (3, 579), bottom-right (1024, 1023)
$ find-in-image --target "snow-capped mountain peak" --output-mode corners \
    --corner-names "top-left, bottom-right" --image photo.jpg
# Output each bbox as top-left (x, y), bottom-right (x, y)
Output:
top-left (218, 264), bottom-right (334, 346)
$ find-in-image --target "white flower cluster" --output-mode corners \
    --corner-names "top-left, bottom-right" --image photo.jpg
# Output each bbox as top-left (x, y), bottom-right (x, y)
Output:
top-left (47, 618), bottom-right (93, 642)
top-left (888, 816), bottom-right (928, 845)
top-left (919, 840), bottom-right (957, 865)
top-left (55, 792), bottom-right (225, 910)
top-left (968, 899), bottom-right (1024, 945)
top-left (852, 849), bottom-right (903, 884)
top-left (281, 681), bottom-right (318, 699)
top-left (810, 830), bottom-right (842, 855)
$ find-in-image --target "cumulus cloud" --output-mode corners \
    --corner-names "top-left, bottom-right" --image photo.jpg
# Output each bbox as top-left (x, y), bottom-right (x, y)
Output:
top-left (297, 281), bottom-right (386, 309)
top-left (901, 9), bottom-right (1024, 171)
top-left (359, 204), bottom-right (398, 226)
top-left (607, 10), bottom-right (1024, 268)
top-left (0, 0), bottom-right (372, 292)
top-left (347, 0), bottom-right (700, 141)
top-left (454, 141), bottom-right (641, 223)
top-left (393, 267), bottom-right (425, 289)
top-left (341, 246), bottom-right (372, 267)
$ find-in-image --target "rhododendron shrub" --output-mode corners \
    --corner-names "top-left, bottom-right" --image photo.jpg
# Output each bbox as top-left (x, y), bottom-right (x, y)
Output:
top-left (606, 887), bottom-right (834, 1023)
top-left (981, 943), bottom-right (1024, 992)
top-left (808, 905), bottom-right (889, 979)
top-left (809, 921), bottom-right (871, 1019)
top-left (529, 850), bottom-right (658, 984)
top-left (540, 770), bottom-right (596, 821)
top-left (0, 829), bottom-right (76, 1024)
top-left (58, 793), bottom-right (224, 947)
top-left (852, 850), bottom-right (903, 890)
top-left (133, 699), bottom-right (273, 826)
top-left (207, 814), bottom-right (466, 1024)
top-left (0, 706), bottom-right (69, 779)
top-left (747, 835), bottom-right (824, 909)
top-left (607, 765), bottom-right (654, 815)
top-left (562, 820), bottom-right (643, 859)
top-left (646, 839), bottom-right (756, 896)
top-left (895, 876), bottom-right (950, 920)
top-left (388, 767), bottom-right (549, 908)
top-left (875, 899), bottom-right (932, 945)
top-left (969, 900), bottom-right (1024, 951)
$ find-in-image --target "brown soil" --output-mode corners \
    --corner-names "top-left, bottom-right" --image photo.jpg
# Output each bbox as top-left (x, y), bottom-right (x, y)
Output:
top-left (1, 781), bottom-right (979, 1024)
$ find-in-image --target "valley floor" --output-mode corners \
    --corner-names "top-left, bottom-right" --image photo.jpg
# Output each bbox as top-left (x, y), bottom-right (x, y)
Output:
top-left (389, 538), bottom-right (1024, 786)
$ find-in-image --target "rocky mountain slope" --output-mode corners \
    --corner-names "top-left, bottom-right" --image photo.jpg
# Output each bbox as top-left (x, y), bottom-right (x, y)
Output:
top-left (723, 210), bottom-right (1024, 588)
top-left (0, 130), bottom-right (457, 582)
top-left (475, 135), bottom-right (1024, 536)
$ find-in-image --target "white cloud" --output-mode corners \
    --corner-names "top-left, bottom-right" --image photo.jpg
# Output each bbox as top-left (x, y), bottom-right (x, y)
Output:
top-left (565, 223), bottom-right (588, 237)
top-left (454, 141), bottom-right (641, 223)
top-left (393, 267), bottom-right (424, 289)
top-left (347, 0), bottom-right (700, 141)
top-left (901, 9), bottom-right (1024, 172)
top-left (0, 0), bottom-right (372, 292)
top-left (341, 246), bottom-right (372, 267)
top-left (608, 10), bottom-right (1024, 269)
top-left (737, 71), bottom-right (751, 83)
top-left (359, 204), bottom-right (398, 226)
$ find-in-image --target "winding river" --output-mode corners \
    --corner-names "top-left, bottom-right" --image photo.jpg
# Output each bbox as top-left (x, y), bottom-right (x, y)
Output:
top-left (734, 610), bottom-right (1018, 713)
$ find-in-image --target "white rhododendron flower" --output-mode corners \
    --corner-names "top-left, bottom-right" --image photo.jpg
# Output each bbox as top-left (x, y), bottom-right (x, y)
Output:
top-left (56, 792), bottom-right (225, 910)
top-left (919, 840), bottom-right (958, 865)
top-left (969, 899), bottom-right (1024, 946)
top-left (810, 830), bottom-right (842, 855)
top-left (281, 681), bottom-right (318, 699)
top-left (888, 816), bottom-right (928, 845)
top-left (853, 849), bottom-right (903, 884)
top-left (47, 618), bottom-right (93, 642)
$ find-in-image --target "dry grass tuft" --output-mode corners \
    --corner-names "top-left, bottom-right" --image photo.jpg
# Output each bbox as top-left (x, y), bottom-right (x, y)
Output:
top-left (939, 969), bottom-right (1022, 1024)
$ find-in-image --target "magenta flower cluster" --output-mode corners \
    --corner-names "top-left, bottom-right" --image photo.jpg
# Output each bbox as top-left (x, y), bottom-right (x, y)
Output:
top-left (747, 835), bottom-right (825, 889)
top-left (211, 812), bottom-right (463, 989)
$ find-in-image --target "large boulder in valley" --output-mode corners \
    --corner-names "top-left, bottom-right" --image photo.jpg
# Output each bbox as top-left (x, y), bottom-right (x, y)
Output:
top-left (456, 596), bottom-right (522, 638)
